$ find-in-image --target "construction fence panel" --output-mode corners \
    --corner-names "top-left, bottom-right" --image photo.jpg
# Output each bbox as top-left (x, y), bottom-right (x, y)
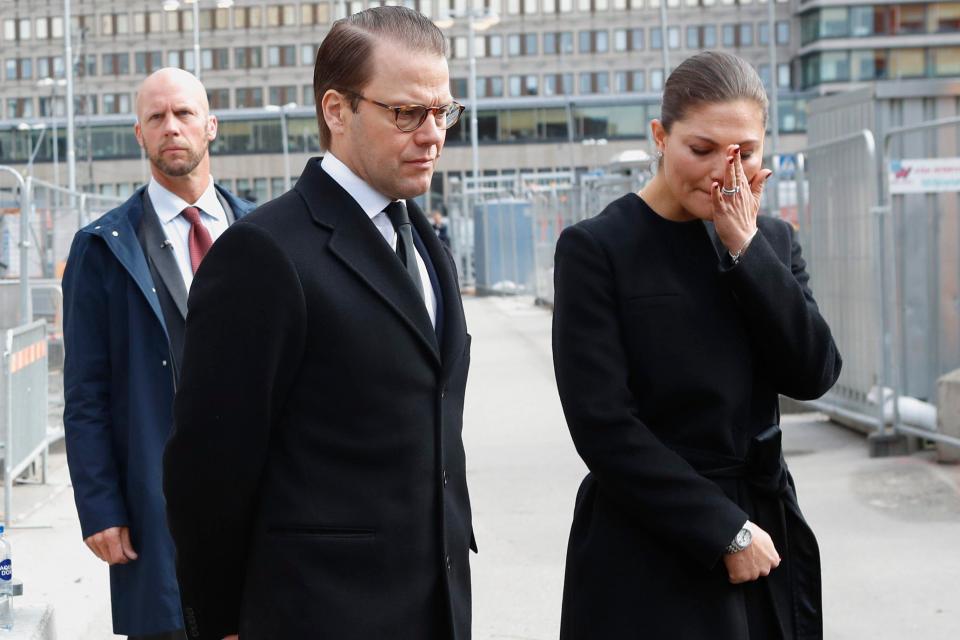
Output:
top-left (2, 320), bottom-right (48, 527)
top-left (795, 131), bottom-right (882, 429)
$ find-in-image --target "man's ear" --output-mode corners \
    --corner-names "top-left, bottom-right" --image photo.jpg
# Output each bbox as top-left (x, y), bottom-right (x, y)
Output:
top-left (134, 121), bottom-right (144, 149)
top-left (206, 114), bottom-right (218, 142)
top-left (322, 89), bottom-right (350, 138)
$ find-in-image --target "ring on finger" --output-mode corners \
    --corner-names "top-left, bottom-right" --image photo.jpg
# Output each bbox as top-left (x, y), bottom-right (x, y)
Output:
top-left (720, 185), bottom-right (740, 196)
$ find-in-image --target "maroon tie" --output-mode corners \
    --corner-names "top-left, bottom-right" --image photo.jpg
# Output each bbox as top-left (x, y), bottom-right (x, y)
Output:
top-left (180, 206), bottom-right (213, 274)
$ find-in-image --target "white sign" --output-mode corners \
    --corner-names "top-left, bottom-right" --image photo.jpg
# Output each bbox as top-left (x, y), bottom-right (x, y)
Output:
top-left (889, 158), bottom-right (960, 194)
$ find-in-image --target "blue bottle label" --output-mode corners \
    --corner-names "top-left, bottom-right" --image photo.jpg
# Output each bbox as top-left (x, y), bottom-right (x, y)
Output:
top-left (0, 559), bottom-right (10, 581)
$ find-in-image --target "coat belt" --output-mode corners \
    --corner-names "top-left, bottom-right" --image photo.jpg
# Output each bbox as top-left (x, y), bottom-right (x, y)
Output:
top-left (671, 426), bottom-right (823, 640)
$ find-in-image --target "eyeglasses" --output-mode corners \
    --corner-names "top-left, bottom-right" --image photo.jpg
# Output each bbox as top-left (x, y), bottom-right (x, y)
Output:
top-left (344, 91), bottom-right (465, 132)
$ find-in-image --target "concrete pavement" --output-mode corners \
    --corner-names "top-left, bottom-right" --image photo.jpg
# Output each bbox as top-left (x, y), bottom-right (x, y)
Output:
top-left (5, 295), bottom-right (960, 638)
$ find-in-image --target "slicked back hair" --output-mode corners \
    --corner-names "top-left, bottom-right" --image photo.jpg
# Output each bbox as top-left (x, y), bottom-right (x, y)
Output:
top-left (660, 51), bottom-right (768, 133)
top-left (312, 6), bottom-right (447, 150)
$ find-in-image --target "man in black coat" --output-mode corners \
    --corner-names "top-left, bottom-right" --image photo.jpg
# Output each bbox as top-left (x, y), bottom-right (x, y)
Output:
top-left (162, 8), bottom-right (474, 640)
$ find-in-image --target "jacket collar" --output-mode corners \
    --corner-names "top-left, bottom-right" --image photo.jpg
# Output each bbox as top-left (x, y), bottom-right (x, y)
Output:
top-left (295, 158), bottom-right (466, 373)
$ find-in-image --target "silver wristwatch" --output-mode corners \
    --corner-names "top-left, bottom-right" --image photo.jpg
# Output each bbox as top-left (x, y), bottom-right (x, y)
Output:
top-left (724, 525), bottom-right (753, 554)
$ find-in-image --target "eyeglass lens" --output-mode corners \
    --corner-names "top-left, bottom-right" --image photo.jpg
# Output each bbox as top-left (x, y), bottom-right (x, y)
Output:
top-left (396, 104), bottom-right (462, 131)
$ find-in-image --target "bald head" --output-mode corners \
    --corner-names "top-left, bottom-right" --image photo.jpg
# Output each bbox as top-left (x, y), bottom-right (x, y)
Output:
top-left (134, 67), bottom-right (218, 197)
top-left (136, 67), bottom-right (210, 122)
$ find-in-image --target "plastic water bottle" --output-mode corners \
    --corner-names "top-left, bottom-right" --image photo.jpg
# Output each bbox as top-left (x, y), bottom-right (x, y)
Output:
top-left (0, 525), bottom-right (12, 630)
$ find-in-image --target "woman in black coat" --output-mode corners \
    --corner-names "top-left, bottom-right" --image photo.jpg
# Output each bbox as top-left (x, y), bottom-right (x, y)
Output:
top-left (552, 51), bottom-right (841, 640)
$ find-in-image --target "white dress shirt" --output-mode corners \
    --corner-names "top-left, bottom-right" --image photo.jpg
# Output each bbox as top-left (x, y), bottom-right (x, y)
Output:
top-left (321, 153), bottom-right (438, 327)
top-left (147, 176), bottom-right (229, 291)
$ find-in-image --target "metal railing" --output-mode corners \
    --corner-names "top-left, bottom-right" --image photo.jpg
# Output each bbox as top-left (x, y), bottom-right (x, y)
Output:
top-left (795, 119), bottom-right (960, 450)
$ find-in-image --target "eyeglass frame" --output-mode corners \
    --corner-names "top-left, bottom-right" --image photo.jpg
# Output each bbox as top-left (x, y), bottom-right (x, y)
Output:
top-left (340, 89), bottom-right (465, 132)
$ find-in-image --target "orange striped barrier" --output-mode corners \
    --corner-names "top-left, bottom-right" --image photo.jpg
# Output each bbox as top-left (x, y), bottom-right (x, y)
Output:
top-left (8, 340), bottom-right (47, 374)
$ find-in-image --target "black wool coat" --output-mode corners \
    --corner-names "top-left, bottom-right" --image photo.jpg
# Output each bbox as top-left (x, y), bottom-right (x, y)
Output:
top-left (552, 194), bottom-right (841, 640)
top-left (163, 158), bottom-right (474, 640)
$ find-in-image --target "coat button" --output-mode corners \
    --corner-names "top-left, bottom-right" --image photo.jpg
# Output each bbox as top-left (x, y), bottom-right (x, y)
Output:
top-left (442, 469), bottom-right (448, 487)
top-left (440, 386), bottom-right (446, 400)
top-left (111, 230), bottom-right (119, 237)
top-left (162, 360), bottom-right (168, 367)
top-left (445, 555), bottom-right (451, 571)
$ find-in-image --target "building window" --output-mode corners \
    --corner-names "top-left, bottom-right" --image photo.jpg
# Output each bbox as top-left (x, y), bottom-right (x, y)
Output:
top-left (266, 5), bottom-right (297, 27)
top-left (667, 26), bottom-right (680, 49)
top-left (477, 76), bottom-right (504, 98)
top-left (507, 33), bottom-right (538, 56)
top-left (301, 44), bottom-right (317, 66)
top-left (268, 45), bottom-right (297, 67)
top-left (134, 12), bottom-right (162, 34)
top-left (579, 30), bottom-right (609, 54)
top-left (102, 53), bottom-right (130, 76)
top-left (166, 9), bottom-right (194, 33)
top-left (932, 46), bottom-right (960, 75)
top-left (236, 47), bottom-right (263, 69)
top-left (197, 8), bottom-right (230, 31)
top-left (614, 28), bottom-right (644, 52)
top-left (78, 54), bottom-right (96, 78)
top-left (208, 88), bottom-right (230, 110)
top-left (776, 20), bottom-right (790, 45)
top-left (6, 97), bottom-right (35, 119)
top-left (509, 74), bottom-right (539, 97)
top-left (738, 24), bottom-right (752, 47)
top-left (301, 3), bottom-right (331, 25)
top-left (269, 85), bottom-right (297, 105)
top-left (35, 16), bottom-right (64, 40)
top-left (102, 93), bottom-right (131, 114)
top-left (579, 71), bottom-right (610, 94)
top-left (39, 95), bottom-right (66, 117)
top-left (650, 68), bottom-right (664, 91)
top-left (236, 87), bottom-right (264, 108)
top-left (651, 27), bottom-right (662, 50)
top-left (889, 48), bottom-right (926, 78)
top-left (932, 3), bottom-right (960, 32)
top-left (235, 7), bottom-right (263, 29)
top-left (167, 50), bottom-right (195, 71)
top-left (544, 32), bottom-right (574, 55)
top-left (5, 57), bottom-right (32, 81)
top-left (777, 63), bottom-right (791, 88)
top-left (302, 85), bottom-right (315, 106)
top-left (544, 73), bottom-right (574, 96)
top-left (202, 48), bottom-right (230, 71)
top-left (100, 13), bottom-right (129, 36)
top-left (135, 51), bottom-right (162, 75)
top-left (37, 56), bottom-right (65, 80)
top-left (615, 70), bottom-right (645, 92)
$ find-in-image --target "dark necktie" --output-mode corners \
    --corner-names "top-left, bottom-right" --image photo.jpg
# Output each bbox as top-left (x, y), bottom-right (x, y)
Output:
top-left (180, 206), bottom-right (213, 274)
top-left (384, 201), bottom-right (425, 302)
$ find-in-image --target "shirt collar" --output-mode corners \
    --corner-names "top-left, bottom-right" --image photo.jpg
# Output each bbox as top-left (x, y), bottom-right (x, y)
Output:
top-left (147, 175), bottom-right (226, 224)
top-left (321, 152), bottom-right (394, 221)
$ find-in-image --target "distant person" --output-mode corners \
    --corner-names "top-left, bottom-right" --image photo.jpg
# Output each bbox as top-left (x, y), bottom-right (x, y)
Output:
top-left (431, 208), bottom-right (451, 247)
top-left (552, 51), bottom-right (842, 640)
top-left (62, 68), bottom-right (253, 640)
top-left (163, 7), bottom-right (474, 640)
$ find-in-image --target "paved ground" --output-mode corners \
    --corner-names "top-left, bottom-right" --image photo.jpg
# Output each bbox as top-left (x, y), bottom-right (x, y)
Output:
top-left (5, 295), bottom-right (960, 639)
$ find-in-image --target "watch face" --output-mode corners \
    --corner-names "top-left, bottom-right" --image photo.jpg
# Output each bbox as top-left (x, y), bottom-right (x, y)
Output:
top-left (736, 528), bottom-right (752, 548)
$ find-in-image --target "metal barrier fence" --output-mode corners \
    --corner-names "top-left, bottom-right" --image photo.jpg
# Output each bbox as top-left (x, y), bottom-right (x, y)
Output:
top-left (2, 320), bottom-right (48, 528)
top-left (796, 118), bottom-right (960, 450)
top-left (795, 130), bottom-right (884, 431)
top-left (447, 169), bottom-right (647, 304)
top-left (881, 116), bottom-right (960, 446)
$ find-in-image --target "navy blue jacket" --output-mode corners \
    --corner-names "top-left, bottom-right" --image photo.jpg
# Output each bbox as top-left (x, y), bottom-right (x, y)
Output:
top-left (62, 184), bottom-right (253, 635)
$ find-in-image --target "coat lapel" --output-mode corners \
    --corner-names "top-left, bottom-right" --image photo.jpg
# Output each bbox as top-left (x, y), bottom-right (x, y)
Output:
top-left (139, 192), bottom-right (189, 319)
top-left (295, 160), bottom-right (440, 364)
top-left (83, 189), bottom-right (169, 340)
top-left (409, 199), bottom-right (467, 381)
